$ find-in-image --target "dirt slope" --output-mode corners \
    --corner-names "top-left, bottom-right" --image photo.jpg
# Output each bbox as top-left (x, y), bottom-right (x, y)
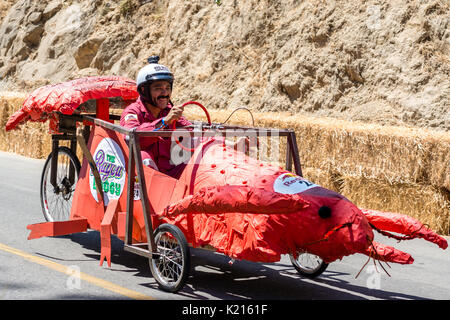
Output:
top-left (0, 0), bottom-right (449, 130)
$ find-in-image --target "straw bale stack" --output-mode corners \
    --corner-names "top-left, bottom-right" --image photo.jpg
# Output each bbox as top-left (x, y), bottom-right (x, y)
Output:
top-left (303, 166), bottom-right (449, 235)
top-left (283, 114), bottom-right (448, 190)
top-left (188, 108), bottom-right (449, 187)
top-left (341, 175), bottom-right (449, 235)
top-left (0, 92), bottom-right (52, 159)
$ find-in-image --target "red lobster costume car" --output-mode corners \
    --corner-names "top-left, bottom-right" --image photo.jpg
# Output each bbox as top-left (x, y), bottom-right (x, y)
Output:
top-left (5, 76), bottom-right (447, 292)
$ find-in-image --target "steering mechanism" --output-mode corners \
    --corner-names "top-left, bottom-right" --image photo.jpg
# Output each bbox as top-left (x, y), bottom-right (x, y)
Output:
top-left (172, 101), bottom-right (211, 152)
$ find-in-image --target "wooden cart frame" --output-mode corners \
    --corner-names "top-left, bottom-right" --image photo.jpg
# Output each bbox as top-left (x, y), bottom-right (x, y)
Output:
top-left (51, 106), bottom-right (304, 257)
top-left (27, 97), bottom-right (330, 293)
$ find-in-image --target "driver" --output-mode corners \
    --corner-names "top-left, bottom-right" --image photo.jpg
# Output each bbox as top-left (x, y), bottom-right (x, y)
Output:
top-left (120, 56), bottom-right (191, 179)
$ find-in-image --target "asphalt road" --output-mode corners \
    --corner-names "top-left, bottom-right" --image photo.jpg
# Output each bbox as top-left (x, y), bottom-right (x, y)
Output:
top-left (0, 150), bottom-right (449, 303)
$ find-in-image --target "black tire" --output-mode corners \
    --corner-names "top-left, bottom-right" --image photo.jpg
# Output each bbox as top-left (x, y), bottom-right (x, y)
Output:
top-left (40, 146), bottom-right (81, 222)
top-left (289, 251), bottom-right (329, 279)
top-left (149, 223), bottom-right (190, 293)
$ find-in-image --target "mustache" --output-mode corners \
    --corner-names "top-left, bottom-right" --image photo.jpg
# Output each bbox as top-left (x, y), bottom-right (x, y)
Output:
top-left (157, 95), bottom-right (170, 100)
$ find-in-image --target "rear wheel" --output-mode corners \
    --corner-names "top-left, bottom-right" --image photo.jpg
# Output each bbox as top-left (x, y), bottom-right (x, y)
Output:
top-left (289, 251), bottom-right (328, 279)
top-left (149, 224), bottom-right (190, 293)
top-left (40, 147), bottom-right (81, 222)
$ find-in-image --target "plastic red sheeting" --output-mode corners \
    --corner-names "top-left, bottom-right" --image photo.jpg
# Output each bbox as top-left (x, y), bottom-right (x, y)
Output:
top-left (156, 141), bottom-right (447, 264)
top-left (164, 185), bottom-right (310, 216)
top-left (361, 208), bottom-right (448, 249)
top-left (159, 141), bottom-right (376, 263)
top-left (5, 76), bottom-right (138, 132)
top-left (364, 241), bottom-right (415, 264)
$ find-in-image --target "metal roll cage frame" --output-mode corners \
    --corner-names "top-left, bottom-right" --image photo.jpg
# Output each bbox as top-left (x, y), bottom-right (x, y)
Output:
top-left (49, 110), bottom-right (303, 261)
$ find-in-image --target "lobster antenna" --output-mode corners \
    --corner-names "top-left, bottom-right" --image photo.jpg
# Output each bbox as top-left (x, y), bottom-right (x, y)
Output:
top-left (221, 107), bottom-right (255, 127)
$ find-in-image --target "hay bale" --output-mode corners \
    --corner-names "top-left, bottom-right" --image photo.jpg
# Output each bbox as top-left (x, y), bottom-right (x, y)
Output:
top-left (427, 136), bottom-right (450, 193)
top-left (187, 108), bottom-right (449, 190)
top-left (0, 92), bottom-right (82, 159)
top-left (0, 92), bottom-right (53, 159)
top-left (301, 166), bottom-right (341, 192)
top-left (282, 114), bottom-right (449, 190)
top-left (340, 175), bottom-right (449, 236)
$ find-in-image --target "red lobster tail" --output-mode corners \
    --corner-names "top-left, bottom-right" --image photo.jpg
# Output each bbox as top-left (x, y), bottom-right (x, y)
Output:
top-left (361, 209), bottom-right (448, 250)
top-left (5, 109), bottom-right (28, 131)
top-left (161, 185), bottom-right (310, 217)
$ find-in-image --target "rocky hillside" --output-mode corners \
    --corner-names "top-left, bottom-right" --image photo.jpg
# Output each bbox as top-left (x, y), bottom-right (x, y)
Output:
top-left (0, 0), bottom-right (449, 130)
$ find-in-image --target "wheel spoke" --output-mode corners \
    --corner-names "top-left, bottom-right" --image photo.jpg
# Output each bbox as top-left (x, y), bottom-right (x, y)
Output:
top-left (153, 232), bottom-right (184, 283)
top-left (290, 250), bottom-right (327, 278)
top-left (41, 149), bottom-right (79, 222)
top-left (149, 224), bottom-right (189, 292)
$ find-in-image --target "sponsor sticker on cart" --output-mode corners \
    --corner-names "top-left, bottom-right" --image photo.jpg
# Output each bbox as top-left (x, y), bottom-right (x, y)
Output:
top-left (89, 138), bottom-right (126, 205)
top-left (273, 173), bottom-right (318, 194)
top-left (133, 176), bottom-right (140, 201)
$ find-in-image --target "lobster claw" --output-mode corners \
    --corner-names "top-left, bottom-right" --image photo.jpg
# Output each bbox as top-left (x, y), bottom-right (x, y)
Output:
top-left (361, 209), bottom-right (448, 250)
top-left (363, 240), bottom-right (414, 265)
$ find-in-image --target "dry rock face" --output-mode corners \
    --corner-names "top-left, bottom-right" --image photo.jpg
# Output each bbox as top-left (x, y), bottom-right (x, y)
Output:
top-left (0, 0), bottom-right (449, 130)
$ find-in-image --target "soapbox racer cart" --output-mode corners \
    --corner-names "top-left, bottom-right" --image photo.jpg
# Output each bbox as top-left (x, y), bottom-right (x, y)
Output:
top-left (6, 76), bottom-right (327, 292)
top-left (7, 76), bottom-right (447, 293)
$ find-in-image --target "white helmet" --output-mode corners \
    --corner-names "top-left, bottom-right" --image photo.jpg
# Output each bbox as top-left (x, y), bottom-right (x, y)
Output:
top-left (136, 56), bottom-right (174, 89)
top-left (136, 56), bottom-right (174, 104)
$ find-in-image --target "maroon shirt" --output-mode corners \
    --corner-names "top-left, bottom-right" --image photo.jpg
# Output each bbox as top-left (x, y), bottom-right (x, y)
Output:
top-left (120, 97), bottom-right (192, 175)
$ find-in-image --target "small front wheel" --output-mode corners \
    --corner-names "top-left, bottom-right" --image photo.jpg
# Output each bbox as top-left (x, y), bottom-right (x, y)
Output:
top-left (149, 224), bottom-right (190, 293)
top-left (40, 147), bottom-right (81, 222)
top-left (289, 251), bottom-right (328, 279)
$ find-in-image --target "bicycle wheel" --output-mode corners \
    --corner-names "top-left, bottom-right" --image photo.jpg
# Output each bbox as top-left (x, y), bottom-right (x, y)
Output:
top-left (40, 146), bottom-right (81, 222)
top-left (149, 224), bottom-right (190, 293)
top-left (289, 251), bottom-right (328, 279)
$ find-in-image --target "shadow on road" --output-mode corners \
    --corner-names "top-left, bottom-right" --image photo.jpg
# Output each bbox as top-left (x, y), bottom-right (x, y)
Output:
top-left (40, 230), bottom-right (428, 301)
